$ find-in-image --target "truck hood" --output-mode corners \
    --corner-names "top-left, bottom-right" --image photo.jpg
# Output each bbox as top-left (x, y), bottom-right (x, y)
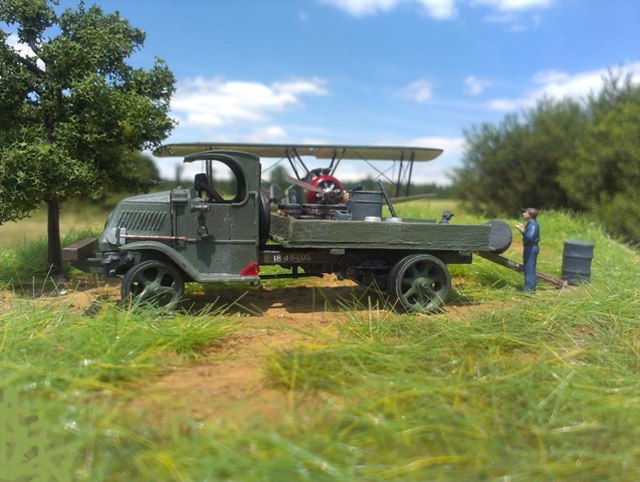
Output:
top-left (120, 191), bottom-right (172, 204)
top-left (98, 190), bottom-right (174, 251)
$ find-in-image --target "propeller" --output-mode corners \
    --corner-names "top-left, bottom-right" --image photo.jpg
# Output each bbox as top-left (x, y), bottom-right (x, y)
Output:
top-left (285, 174), bottom-right (346, 204)
top-left (285, 174), bottom-right (323, 193)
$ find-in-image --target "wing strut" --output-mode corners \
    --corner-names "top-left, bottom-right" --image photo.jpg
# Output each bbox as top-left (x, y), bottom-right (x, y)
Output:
top-left (395, 152), bottom-right (405, 198)
top-left (285, 148), bottom-right (309, 180)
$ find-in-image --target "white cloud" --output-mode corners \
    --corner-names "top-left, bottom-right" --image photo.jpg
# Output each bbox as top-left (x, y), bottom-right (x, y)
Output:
top-left (416, 0), bottom-right (457, 19)
top-left (407, 135), bottom-right (464, 154)
top-left (247, 126), bottom-right (288, 142)
top-left (474, 0), bottom-right (552, 30)
top-left (320, 0), bottom-right (553, 19)
top-left (401, 79), bottom-right (433, 103)
top-left (171, 77), bottom-right (328, 128)
top-left (487, 98), bottom-right (521, 111)
top-left (403, 135), bottom-right (465, 184)
top-left (464, 75), bottom-right (491, 95)
top-left (488, 63), bottom-right (640, 112)
top-left (472, 0), bottom-right (554, 11)
top-left (320, 0), bottom-right (401, 16)
top-left (320, 0), bottom-right (457, 19)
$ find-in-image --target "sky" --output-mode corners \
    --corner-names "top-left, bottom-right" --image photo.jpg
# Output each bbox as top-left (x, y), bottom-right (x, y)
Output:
top-left (7, 0), bottom-right (640, 185)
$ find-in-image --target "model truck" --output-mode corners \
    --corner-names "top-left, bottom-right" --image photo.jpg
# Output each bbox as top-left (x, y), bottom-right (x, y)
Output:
top-left (63, 144), bottom-right (512, 313)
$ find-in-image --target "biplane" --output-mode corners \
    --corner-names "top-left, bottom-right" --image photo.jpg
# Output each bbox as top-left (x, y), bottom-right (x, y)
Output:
top-left (153, 143), bottom-right (443, 205)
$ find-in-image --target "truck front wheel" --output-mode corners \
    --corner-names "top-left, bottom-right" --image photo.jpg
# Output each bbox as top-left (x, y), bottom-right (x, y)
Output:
top-left (121, 260), bottom-right (184, 309)
top-left (389, 254), bottom-right (451, 313)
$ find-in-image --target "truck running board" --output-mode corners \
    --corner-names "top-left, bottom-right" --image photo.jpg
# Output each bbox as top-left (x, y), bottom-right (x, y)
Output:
top-left (477, 252), bottom-right (568, 288)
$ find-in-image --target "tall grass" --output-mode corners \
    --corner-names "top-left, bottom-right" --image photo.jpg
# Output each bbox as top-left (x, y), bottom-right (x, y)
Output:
top-left (0, 229), bottom-right (101, 284)
top-left (254, 209), bottom-right (640, 481)
top-left (2, 206), bottom-right (639, 480)
top-left (0, 300), bottom-right (235, 480)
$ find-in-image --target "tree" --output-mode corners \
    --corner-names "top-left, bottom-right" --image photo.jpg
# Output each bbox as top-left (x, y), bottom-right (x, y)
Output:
top-left (558, 73), bottom-right (640, 242)
top-left (267, 164), bottom-right (291, 198)
top-left (0, 0), bottom-right (175, 274)
top-left (452, 98), bottom-right (586, 217)
top-left (452, 68), bottom-right (640, 244)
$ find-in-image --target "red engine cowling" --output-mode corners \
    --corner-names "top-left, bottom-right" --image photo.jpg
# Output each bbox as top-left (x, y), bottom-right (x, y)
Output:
top-left (305, 174), bottom-right (345, 204)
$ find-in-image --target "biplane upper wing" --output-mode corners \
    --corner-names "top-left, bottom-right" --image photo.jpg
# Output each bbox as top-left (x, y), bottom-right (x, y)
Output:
top-left (153, 142), bottom-right (443, 162)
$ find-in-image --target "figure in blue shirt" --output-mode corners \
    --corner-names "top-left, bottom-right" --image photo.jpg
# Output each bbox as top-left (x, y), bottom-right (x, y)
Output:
top-left (515, 207), bottom-right (540, 291)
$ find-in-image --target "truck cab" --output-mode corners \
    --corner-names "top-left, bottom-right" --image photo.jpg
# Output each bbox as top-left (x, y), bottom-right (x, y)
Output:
top-left (83, 150), bottom-right (267, 305)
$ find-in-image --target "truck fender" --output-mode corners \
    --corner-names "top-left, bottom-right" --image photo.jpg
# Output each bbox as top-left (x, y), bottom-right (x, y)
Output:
top-left (119, 241), bottom-right (200, 281)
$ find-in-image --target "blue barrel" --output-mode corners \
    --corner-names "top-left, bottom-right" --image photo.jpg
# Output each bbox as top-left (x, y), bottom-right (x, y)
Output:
top-left (348, 190), bottom-right (383, 221)
top-left (561, 240), bottom-right (594, 285)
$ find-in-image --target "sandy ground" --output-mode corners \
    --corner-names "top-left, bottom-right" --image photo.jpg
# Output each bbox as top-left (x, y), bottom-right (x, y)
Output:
top-left (1, 261), bottom-right (528, 426)
top-left (129, 277), bottom-right (369, 424)
top-left (1, 275), bottom-right (399, 424)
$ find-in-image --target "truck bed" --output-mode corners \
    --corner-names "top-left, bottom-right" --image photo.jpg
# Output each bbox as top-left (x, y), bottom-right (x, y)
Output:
top-left (269, 212), bottom-right (492, 252)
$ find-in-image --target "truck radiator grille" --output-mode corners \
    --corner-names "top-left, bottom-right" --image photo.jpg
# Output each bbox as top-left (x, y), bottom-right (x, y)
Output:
top-left (117, 210), bottom-right (167, 233)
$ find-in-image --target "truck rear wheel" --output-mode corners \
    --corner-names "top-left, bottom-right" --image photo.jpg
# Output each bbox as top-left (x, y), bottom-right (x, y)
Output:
top-left (389, 254), bottom-right (451, 313)
top-left (121, 260), bottom-right (184, 309)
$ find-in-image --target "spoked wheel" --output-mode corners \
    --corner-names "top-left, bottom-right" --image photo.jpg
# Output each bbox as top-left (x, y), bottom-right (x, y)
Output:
top-left (389, 254), bottom-right (451, 313)
top-left (121, 260), bottom-right (184, 309)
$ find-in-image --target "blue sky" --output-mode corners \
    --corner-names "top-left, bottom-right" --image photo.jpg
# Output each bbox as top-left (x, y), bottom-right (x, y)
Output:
top-left (8, 0), bottom-right (640, 184)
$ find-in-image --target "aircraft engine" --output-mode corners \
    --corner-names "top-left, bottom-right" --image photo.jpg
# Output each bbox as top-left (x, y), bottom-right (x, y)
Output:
top-left (305, 174), bottom-right (346, 204)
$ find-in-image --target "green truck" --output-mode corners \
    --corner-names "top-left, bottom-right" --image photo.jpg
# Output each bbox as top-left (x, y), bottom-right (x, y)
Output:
top-left (64, 145), bottom-right (512, 313)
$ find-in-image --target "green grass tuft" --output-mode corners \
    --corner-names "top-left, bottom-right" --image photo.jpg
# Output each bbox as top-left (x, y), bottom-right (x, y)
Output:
top-left (0, 228), bottom-right (100, 283)
top-left (1, 301), bottom-right (234, 392)
top-left (2, 206), bottom-right (640, 480)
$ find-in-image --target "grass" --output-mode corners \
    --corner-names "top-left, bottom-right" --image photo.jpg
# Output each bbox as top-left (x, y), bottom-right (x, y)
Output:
top-left (0, 200), bottom-right (106, 284)
top-left (0, 228), bottom-right (100, 284)
top-left (0, 301), bottom-right (236, 480)
top-left (0, 201), bottom-right (107, 249)
top-left (1, 201), bottom-right (640, 480)
top-left (254, 211), bottom-right (640, 480)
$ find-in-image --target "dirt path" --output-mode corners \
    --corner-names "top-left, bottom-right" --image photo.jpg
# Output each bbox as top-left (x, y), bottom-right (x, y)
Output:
top-left (133, 276), bottom-right (385, 423)
top-left (2, 275), bottom-right (481, 424)
top-left (130, 281), bottom-right (359, 423)
top-left (1, 275), bottom-right (377, 422)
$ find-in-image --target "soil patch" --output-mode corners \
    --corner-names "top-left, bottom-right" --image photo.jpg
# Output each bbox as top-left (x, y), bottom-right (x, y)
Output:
top-left (128, 276), bottom-right (368, 423)
top-left (1, 274), bottom-right (486, 424)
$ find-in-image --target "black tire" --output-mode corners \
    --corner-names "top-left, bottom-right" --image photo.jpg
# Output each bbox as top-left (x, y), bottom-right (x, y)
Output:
top-left (388, 254), bottom-right (451, 313)
top-left (121, 260), bottom-right (184, 309)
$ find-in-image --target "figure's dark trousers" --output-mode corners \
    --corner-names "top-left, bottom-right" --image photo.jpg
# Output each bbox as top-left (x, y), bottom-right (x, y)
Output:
top-left (523, 245), bottom-right (539, 291)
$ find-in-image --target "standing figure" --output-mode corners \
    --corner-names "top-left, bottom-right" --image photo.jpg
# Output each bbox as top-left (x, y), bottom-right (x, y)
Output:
top-left (515, 207), bottom-right (540, 292)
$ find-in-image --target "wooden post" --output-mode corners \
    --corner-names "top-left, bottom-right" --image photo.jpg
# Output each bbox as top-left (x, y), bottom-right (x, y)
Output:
top-left (477, 251), bottom-right (568, 288)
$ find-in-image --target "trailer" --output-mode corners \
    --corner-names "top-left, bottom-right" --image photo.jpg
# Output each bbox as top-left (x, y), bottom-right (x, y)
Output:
top-left (64, 147), bottom-right (513, 313)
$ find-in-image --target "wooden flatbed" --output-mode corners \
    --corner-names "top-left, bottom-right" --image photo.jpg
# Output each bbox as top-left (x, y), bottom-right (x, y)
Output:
top-left (269, 213), bottom-right (493, 252)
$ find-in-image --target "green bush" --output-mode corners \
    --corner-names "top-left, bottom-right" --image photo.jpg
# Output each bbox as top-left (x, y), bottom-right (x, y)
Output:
top-left (454, 70), bottom-right (640, 245)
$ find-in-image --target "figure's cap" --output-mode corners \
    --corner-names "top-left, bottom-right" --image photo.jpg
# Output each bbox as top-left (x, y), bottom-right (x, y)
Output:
top-left (521, 207), bottom-right (538, 218)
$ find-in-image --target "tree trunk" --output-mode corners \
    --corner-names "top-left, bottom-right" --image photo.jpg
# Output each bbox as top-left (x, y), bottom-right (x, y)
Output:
top-left (46, 196), bottom-right (63, 277)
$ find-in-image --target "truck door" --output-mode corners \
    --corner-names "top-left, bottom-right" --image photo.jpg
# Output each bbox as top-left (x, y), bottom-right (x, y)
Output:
top-left (192, 156), bottom-right (259, 277)
top-left (203, 193), bottom-right (258, 276)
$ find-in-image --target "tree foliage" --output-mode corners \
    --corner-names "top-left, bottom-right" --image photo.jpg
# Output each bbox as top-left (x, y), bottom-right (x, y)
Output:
top-left (453, 69), bottom-right (640, 244)
top-left (452, 98), bottom-right (587, 216)
top-left (0, 0), bottom-right (175, 271)
top-left (558, 74), bottom-right (640, 242)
